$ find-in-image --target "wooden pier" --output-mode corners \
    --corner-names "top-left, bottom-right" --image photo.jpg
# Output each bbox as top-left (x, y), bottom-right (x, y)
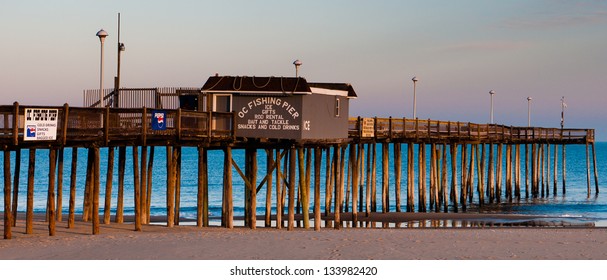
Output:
top-left (0, 102), bottom-right (599, 239)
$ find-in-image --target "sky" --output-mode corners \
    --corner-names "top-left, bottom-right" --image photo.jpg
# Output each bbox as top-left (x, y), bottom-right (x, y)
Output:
top-left (1, 0), bottom-right (606, 139)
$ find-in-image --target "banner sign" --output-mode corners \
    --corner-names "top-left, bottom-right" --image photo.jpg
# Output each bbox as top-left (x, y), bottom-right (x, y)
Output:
top-left (24, 108), bottom-right (58, 141)
top-left (151, 110), bottom-right (167, 130)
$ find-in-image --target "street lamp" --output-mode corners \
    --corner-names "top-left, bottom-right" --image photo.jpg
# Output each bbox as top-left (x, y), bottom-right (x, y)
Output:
top-left (96, 29), bottom-right (108, 108)
top-left (293, 59), bottom-right (302, 77)
top-left (527, 97), bottom-right (532, 127)
top-left (560, 96), bottom-right (566, 130)
top-left (489, 90), bottom-right (496, 124)
top-left (412, 76), bottom-right (419, 119)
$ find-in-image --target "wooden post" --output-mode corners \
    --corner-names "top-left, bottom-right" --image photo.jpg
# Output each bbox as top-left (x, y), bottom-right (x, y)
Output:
top-left (174, 147), bottom-right (182, 226)
top-left (371, 143), bottom-right (377, 213)
top-left (394, 143), bottom-right (402, 212)
top-left (496, 144), bottom-right (503, 202)
top-left (525, 144), bottom-right (530, 198)
top-left (553, 144), bottom-right (558, 195)
top-left (223, 146), bottom-right (233, 229)
top-left (275, 149), bottom-right (283, 229)
top-left (325, 147), bottom-right (333, 227)
top-left (201, 146), bottom-right (209, 227)
top-left (382, 142), bottom-right (389, 213)
top-left (314, 148), bottom-right (322, 231)
top-left (365, 144), bottom-right (371, 217)
top-left (586, 142), bottom-right (591, 195)
top-left (166, 146), bottom-right (175, 227)
top-left (146, 147), bottom-right (155, 224)
top-left (430, 143), bottom-right (437, 211)
top-left (407, 142), bottom-right (415, 212)
top-left (487, 144), bottom-right (494, 203)
top-left (591, 143), bottom-right (599, 194)
top-left (265, 149), bottom-right (274, 228)
top-left (352, 144), bottom-right (360, 227)
top-left (450, 144), bottom-right (458, 212)
top-left (27, 149), bottom-right (36, 233)
top-left (297, 148), bottom-right (307, 229)
top-left (11, 149), bottom-right (20, 227)
top-left (441, 144), bottom-right (448, 212)
top-left (460, 144), bottom-right (467, 211)
top-left (92, 147), bottom-right (100, 235)
top-left (478, 144), bottom-right (485, 206)
top-left (288, 147), bottom-right (296, 230)
top-left (55, 148), bottom-right (64, 222)
top-left (82, 148), bottom-right (93, 222)
top-left (140, 146), bottom-right (148, 224)
top-left (515, 144), bottom-right (521, 199)
top-left (103, 147), bottom-right (115, 224)
top-left (116, 146), bottom-right (126, 223)
top-left (562, 144), bottom-right (567, 194)
top-left (419, 143), bottom-right (427, 212)
top-left (249, 148), bottom-right (258, 229)
top-left (333, 145), bottom-right (343, 229)
top-left (506, 145), bottom-right (512, 201)
top-left (132, 146), bottom-right (141, 231)
top-left (48, 149), bottom-right (57, 236)
top-left (3, 150), bottom-right (12, 239)
top-left (467, 144), bottom-right (476, 204)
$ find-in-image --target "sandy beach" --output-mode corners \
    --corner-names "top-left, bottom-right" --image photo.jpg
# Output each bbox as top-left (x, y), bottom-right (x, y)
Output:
top-left (2, 213), bottom-right (607, 260)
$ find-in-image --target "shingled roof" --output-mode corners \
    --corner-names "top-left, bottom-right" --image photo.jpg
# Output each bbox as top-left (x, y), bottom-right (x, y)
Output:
top-left (201, 76), bottom-right (357, 98)
top-left (202, 76), bottom-right (311, 95)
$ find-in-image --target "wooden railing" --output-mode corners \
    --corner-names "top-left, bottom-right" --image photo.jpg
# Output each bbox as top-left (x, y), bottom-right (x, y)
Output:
top-left (348, 117), bottom-right (594, 144)
top-left (0, 103), bottom-right (594, 148)
top-left (0, 103), bottom-right (233, 147)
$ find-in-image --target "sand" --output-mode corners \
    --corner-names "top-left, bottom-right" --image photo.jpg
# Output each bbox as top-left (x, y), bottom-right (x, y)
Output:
top-left (2, 214), bottom-right (607, 260)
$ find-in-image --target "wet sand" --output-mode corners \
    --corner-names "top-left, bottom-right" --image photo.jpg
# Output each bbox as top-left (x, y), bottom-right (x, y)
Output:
top-left (2, 212), bottom-right (606, 260)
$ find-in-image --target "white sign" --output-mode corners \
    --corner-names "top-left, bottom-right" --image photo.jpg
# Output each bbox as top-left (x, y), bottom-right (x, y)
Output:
top-left (24, 108), bottom-right (58, 141)
top-left (361, 118), bottom-right (375, 138)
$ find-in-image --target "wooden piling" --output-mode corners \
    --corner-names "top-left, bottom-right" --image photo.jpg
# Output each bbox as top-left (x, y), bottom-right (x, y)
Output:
top-left (133, 146), bottom-right (142, 231)
top-left (56, 148), bottom-right (64, 222)
top-left (419, 143), bottom-right (427, 212)
top-left (265, 149), bottom-right (274, 228)
top-left (48, 149), bottom-right (57, 236)
top-left (82, 148), bottom-right (93, 222)
top-left (92, 147), bottom-right (100, 235)
top-left (352, 144), bottom-right (360, 227)
top-left (407, 143), bottom-right (415, 212)
top-left (223, 146), bottom-right (233, 229)
top-left (140, 146), bottom-right (148, 224)
top-left (314, 148), bottom-right (322, 231)
top-left (382, 142), bottom-right (389, 213)
top-left (515, 144), bottom-right (521, 199)
top-left (591, 142), bottom-right (599, 194)
top-left (103, 147), bottom-right (115, 224)
top-left (394, 143), bottom-right (402, 212)
top-left (487, 144), bottom-right (494, 203)
top-left (562, 144), bottom-right (567, 194)
top-left (586, 142), bottom-right (591, 195)
top-left (478, 144), bottom-right (485, 206)
top-left (146, 146), bottom-right (155, 223)
top-left (116, 146), bottom-right (126, 223)
top-left (450, 144), bottom-right (458, 212)
top-left (275, 149), bottom-right (283, 229)
top-left (12, 149), bottom-right (20, 227)
top-left (27, 149), bottom-right (36, 233)
top-left (496, 144), bottom-right (503, 202)
top-left (174, 147), bottom-right (182, 226)
top-left (3, 149), bottom-right (12, 239)
top-left (288, 147), bottom-right (296, 230)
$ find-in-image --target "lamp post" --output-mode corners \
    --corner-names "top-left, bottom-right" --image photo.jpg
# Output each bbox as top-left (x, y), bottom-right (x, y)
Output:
top-left (293, 59), bottom-right (302, 77)
top-left (412, 76), bottom-right (419, 119)
top-left (96, 29), bottom-right (108, 107)
top-left (489, 90), bottom-right (496, 124)
top-left (527, 97), bottom-right (532, 127)
top-left (560, 96), bottom-right (566, 130)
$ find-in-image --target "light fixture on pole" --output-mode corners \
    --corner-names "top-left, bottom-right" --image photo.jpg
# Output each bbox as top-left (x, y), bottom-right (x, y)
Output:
top-left (560, 96), bottom-right (566, 130)
top-left (527, 97), bottom-right (532, 127)
top-left (412, 76), bottom-right (419, 119)
top-left (115, 13), bottom-right (125, 108)
top-left (293, 59), bottom-right (302, 77)
top-left (96, 29), bottom-right (108, 108)
top-left (489, 90), bottom-right (496, 124)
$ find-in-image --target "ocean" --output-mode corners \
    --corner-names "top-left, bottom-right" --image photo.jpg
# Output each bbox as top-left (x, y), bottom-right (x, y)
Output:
top-left (1, 142), bottom-right (606, 226)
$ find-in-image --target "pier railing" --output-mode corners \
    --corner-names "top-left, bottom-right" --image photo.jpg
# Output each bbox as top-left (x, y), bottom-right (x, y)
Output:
top-left (0, 103), bottom-right (594, 148)
top-left (0, 103), bottom-right (234, 148)
top-left (348, 117), bottom-right (593, 144)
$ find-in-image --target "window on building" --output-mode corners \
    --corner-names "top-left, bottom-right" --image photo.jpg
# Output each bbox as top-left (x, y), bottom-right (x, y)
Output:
top-left (335, 96), bottom-right (341, 117)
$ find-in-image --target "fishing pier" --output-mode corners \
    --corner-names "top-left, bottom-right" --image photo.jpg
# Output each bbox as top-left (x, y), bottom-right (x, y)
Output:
top-left (1, 76), bottom-right (599, 239)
